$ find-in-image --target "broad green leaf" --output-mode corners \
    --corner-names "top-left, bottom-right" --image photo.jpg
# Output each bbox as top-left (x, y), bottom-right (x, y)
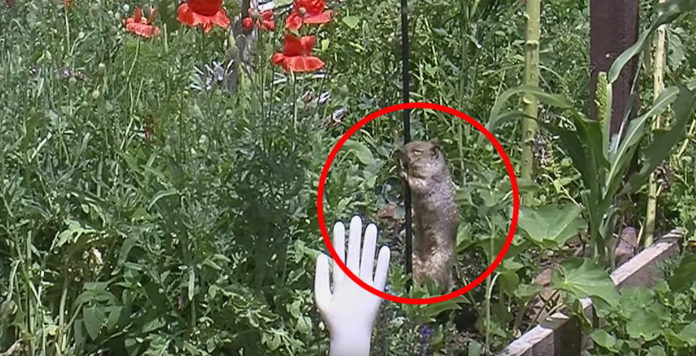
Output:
top-left (551, 258), bottom-right (619, 307)
top-left (104, 306), bottom-right (123, 332)
top-left (342, 16), bottom-right (361, 29)
top-left (342, 139), bottom-right (376, 166)
top-left (142, 314), bottom-right (166, 333)
top-left (617, 287), bottom-right (654, 319)
top-left (518, 204), bottom-right (586, 249)
top-left (499, 271), bottom-right (520, 295)
top-left (83, 306), bottom-right (102, 341)
top-left (668, 253), bottom-right (696, 292)
top-left (468, 341), bottom-right (483, 356)
top-left (73, 319), bottom-right (86, 350)
top-left (677, 322), bottom-right (696, 346)
top-left (646, 346), bottom-right (667, 356)
top-left (626, 308), bottom-right (662, 341)
top-left (590, 329), bottom-right (617, 351)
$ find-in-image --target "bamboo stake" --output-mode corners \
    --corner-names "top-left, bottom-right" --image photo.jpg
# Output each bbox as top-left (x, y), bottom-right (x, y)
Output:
top-left (644, 0), bottom-right (667, 247)
top-left (521, 0), bottom-right (541, 205)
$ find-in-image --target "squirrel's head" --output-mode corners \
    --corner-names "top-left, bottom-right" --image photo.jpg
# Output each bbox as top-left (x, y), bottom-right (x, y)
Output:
top-left (399, 141), bottom-right (444, 177)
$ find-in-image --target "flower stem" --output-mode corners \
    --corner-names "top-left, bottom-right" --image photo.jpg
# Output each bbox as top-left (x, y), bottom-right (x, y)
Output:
top-left (292, 71), bottom-right (297, 130)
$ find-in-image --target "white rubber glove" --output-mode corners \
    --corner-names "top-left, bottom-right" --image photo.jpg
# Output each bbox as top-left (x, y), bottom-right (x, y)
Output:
top-left (315, 215), bottom-right (391, 356)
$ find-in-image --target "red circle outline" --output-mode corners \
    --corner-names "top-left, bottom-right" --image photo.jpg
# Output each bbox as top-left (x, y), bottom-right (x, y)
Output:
top-left (317, 102), bottom-right (519, 305)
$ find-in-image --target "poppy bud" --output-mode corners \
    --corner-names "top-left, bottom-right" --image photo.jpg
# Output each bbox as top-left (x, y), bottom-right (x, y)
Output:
top-left (251, 10), bottom-right (260, 21)
top-left (97, 62), bottom-right (106, 75)
top-left (299, 7), bottom-right (306, 16)
top-left (91, 89), bottom-right (100, 100)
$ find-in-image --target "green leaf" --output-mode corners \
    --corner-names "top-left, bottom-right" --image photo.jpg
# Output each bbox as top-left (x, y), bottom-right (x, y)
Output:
top-left (342, 16), bottom-right (361, 29)
top-left (646, 346), bottom-right (667, 356)
top-left (188, 267), bottom-right (195, 301)
top-left (539, 116), bottom-right (606, 206)
top-left (626, 308), bottom-right (662, 341)
top-left (141, 313), bottom-right (166, 333)
top-left (425, 298), bottom-right (461, 319)
top-left (607, 87), bottom-right (680, 196)
top-left (467, 341), bottom-right (483, 356)
top-left (677, 322), bottom-right (696, 346)
top-left (54, 219), bottom-right (96, 249)
top-left (608, 0), bottom-right (696, 83)
top-left (621, 85), bottom-right (696, 195)
top-left (343, 139), bottom-right (376, 166)
top-left (104, 306), bottom-right (123, 332)
top-left (83, 306), bottom-right (102, 341)
top-left (499, 271), bottom-right (520, 295)
top-left (320, 39), bottom-right (330, 51)
top-left (551, 258), bottom-right (619, 307)
top-left (148, 188), bottom-right (179, 210)
top-left (202, 258), bottom-right (222, 271)
top-left (590, 329), bottom-right (617, 351)
top-left (486, 85), bottom-right (574, 133)
top-left (73, 319), bottom-right (86, 350)
top-left (668, 254), bottom-right (696, 292)
top-left (518, 204), bottom-right (586, 248)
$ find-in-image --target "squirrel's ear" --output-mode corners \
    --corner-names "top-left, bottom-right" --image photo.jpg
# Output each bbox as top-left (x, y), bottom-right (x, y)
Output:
top-left (431, 142), bottom-right (443, 156)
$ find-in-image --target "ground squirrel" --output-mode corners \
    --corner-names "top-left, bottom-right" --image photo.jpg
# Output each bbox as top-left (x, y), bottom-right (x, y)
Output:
top-left (399, 141), bottom-right (458, 291)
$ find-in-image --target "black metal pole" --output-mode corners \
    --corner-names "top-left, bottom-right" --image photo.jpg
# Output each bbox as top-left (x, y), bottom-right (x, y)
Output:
top-left (401, 0), bottom-right (412, 290)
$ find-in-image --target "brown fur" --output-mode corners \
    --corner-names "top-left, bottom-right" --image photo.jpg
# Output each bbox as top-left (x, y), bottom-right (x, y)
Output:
top-left (399, 141), bottom-right (458, 291)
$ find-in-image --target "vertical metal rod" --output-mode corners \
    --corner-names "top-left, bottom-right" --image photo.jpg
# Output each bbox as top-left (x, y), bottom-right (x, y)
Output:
top-left (400, 0), bottom-right (412, 289)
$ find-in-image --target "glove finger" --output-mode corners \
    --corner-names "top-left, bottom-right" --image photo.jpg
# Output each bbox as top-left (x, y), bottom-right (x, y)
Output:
top-left (374, 246), bottom-right (391, 292)
top-left (346, 215), bottom-right (362, 273)
top-left (315, 253), bottom-right (332, 308)
top-left (332, 221), bottom-right (346, 284)
top-left (359, 223), bottom-right (378, 282)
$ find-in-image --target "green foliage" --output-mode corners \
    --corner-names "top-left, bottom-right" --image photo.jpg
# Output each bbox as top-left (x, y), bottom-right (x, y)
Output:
top-left (518, 204), bottom-right (586, 249)
top-left (586, 255), bottom-right (696, 355)
top-left (1, 0), bottom-right (695, 355)
top-left (489, 47), bottom-right (696, 269)
top-left (551, 259), bottom-right (619, 307)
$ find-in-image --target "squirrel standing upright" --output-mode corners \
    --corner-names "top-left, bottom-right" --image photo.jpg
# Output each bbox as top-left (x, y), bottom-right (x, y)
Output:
top-left (399, 141), bottom-right (458, 291)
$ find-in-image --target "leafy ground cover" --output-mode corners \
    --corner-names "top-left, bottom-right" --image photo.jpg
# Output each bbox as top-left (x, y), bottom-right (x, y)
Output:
top-left (1, 0), bottom-right (696, 355)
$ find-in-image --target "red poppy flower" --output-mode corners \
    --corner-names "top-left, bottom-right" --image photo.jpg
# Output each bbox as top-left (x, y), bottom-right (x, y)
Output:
top-left (271, 34), bottom-right (325, 72)
top-left (243, 9), bottom-right (275, 31)
top-left (177, 0), bottom-right (230, 34)
top-left (125, 7), bottom-right (161, 38)
top-left (285, 0), bottom-right (332, 30)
